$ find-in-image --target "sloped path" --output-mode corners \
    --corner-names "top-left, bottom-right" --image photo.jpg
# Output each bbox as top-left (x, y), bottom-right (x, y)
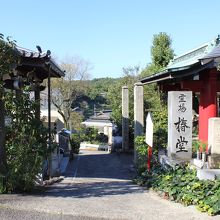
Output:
top-left (0, 150), bottom-right (219, 220)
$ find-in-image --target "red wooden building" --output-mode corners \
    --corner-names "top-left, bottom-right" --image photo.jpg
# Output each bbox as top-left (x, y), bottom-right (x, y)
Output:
top-left (140, 36), bottom-right (220, 147)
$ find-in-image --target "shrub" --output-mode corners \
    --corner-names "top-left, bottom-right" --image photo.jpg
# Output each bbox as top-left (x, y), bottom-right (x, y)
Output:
top-left (4, 91), bottom-right (49, 192)
top-left (135, 136), bottom-right (149, 172)
top-left (96, 132), bottom-right (108, 143)
top-left (153, 127), bottom-right (167, 150)
top-left (134, 163), bottom-right (220, 216)
top-left (81, 127), bottom-right (108, 144)
top-left (70, 134), bottom-right (81, 154)
top-left (70, 127), bottom-right (108, 155)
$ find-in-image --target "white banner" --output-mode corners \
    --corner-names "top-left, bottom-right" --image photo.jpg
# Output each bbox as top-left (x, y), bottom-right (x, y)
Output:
top-left (145, 112), bottom-right (153, 147)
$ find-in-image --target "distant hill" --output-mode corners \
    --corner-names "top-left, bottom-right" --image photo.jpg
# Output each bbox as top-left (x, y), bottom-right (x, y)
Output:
top-left (73, 77), bottom-right (119, 119)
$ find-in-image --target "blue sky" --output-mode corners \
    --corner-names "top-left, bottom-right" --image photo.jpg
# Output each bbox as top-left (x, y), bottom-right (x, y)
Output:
top-left (1, 0), bottom-right (220, 78)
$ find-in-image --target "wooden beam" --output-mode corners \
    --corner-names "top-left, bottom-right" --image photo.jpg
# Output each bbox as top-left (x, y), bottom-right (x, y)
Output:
top-left (216, 82), bottom-right (220, 91)
top-left (180, 80), bottom-right (203, 92)
top-left (159, 83), bottom-right (181, 91)
top-left (159, 80), bottom-right (220, 92)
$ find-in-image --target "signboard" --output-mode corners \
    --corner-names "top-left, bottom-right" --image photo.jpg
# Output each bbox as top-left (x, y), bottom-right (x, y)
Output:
top-left (145, 112), bottom-right (153, 171)
top-left (168, 91), bottom-right (192, 160)
top-left (145, 112), bottom-right (153, 147)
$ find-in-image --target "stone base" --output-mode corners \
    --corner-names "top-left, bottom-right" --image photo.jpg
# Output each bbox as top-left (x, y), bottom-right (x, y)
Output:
top-left (208, 154), bottom-right (220, 169)
top-left (191, 159), bottom-right (203, 168)
top-left (159, 154), bottom-right (186, 169)
top-left (197, 169), bottom-right (220, 180)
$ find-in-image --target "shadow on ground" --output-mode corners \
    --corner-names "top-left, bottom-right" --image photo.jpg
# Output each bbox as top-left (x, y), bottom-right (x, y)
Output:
top-left (41, 180), bottom-right (145, 198)
top-left (65, 151), bottom-right (136, 180)
top-left (17, 151), bottom-right (141, 199)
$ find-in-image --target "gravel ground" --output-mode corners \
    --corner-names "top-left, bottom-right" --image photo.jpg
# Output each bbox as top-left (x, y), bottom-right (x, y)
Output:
top-left (0, 150), bottom-right (219, 220)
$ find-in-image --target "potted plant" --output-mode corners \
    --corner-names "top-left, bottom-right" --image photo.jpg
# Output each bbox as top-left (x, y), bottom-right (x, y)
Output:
top-left (199, 141), bottom-right (207, 163)
top-left (192, 140), bottom-right (200, 160)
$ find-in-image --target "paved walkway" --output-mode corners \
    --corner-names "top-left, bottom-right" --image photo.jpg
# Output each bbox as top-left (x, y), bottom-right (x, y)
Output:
top-left (0, 150), bottom-right (219, 220)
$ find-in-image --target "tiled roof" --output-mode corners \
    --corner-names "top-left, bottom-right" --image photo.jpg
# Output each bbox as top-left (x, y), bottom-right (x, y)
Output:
top-left (140, 36), bottom-right (220, 84)
top-left (16, 45), bottom-right (65, 78)
top-left (16, 46), bottom-right (49, 58)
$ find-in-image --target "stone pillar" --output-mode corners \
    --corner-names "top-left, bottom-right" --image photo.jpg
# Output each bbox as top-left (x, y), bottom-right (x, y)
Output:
top-left (208, 117), bottom-right (220, 154)
top-left (168, 91), bottom-right (192, 160)
top-left (134, 82), bottom-right (144, 163)
top-left (122, 86), bottom-right (129, 151)
top-left (208, 117), bottom-right (220, 168)
top-left (108, 125), bottom-right (113, 146)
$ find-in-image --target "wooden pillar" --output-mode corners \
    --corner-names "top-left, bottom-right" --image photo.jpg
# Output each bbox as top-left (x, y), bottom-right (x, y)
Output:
top-left (199, 69), bottom-right (218, 147)
top-left (48, 66), bottom-right (52, 178)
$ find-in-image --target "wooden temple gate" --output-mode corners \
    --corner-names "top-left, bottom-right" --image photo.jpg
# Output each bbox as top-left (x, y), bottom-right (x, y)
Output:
top-left (0, 44), bottom-right (65, 175)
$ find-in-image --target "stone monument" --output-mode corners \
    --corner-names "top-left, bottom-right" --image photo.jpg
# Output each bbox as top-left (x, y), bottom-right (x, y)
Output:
top-left (168, 91), bottom-right (192, 160)
top-left (208, 117), bottom-right (220, 168)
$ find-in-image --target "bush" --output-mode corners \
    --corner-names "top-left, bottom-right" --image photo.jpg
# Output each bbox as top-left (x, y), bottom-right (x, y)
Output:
top-left (70, 127), bottom-right (108, 155)
top-left (85, 127), bottom-right (98, 142)
top-left (70, 134), bottom-right (81, 154)
top-left (82, 127), bottom-right (108, 144)
top-left (135, 136), bottom-right (149, 172)
top-left (4, 91), bottom-right (48, 192)
top-left (153, 128), bottom-right (167, 150)
top-left (96, 132), bottom-right (108, 143)
top-left (134, 164), bottom-right (220, 216)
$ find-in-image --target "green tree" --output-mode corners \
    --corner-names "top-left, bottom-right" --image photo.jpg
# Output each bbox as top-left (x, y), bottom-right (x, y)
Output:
top-left (51, 56), bottom-right (91, 129)
top-left (151, 32), bottom-right (174, 69)
top-left (107, 66), bottom-right (139, 145)
top-left (0, 34), bottom-right (18, 177)
top-left (0, 34), bottom-right (49, 192)
top-left (5, 91), bottom-right (48, 192)
top-left (85, 77), bottom-right (118, 116)
top-left (140, 32), bottom-right (174, 149)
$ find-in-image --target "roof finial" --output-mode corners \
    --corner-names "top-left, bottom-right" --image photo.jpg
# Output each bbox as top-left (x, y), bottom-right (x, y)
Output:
top-left (36, 45), bottom-right (42, 53)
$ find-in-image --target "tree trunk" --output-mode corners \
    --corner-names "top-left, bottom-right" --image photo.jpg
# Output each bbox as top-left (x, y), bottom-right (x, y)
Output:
top-left (58, 109), bottom-right (68, 129)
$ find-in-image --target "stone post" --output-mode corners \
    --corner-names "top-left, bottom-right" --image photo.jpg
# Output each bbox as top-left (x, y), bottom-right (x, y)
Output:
top-left (122, 86), bottom-right (129, 151)
top-left (108, 125), bottom-right (113, 146)
top-left (168, 91), bottom-right (192, 160)
top-left (208, 117), bottom-right (220, 168)
top-left (134, 82), bottom-right (144, 163)
top-left (108, 125), bottom-right (113, 152)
